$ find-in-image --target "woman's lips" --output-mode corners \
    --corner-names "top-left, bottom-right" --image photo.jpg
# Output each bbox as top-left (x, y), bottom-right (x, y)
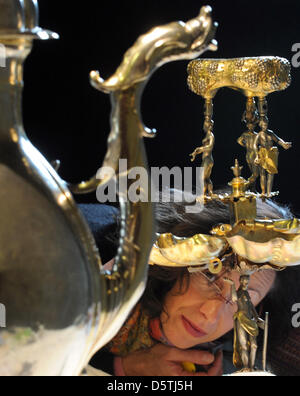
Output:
top-left (182, 315), bottom-right (208, 338)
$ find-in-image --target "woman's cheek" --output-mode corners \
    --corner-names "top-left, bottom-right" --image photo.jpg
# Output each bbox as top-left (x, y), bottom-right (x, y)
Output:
top-left (221, 306), bottom-right (235, 333)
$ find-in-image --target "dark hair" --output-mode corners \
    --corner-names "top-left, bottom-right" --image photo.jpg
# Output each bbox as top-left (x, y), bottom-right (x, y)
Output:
top-left (140, 188), bottom-right (300, 347)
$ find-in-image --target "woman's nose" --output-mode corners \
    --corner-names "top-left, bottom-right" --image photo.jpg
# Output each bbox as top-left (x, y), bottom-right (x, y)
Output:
top-left (199, 299), bottom-right (224, 324)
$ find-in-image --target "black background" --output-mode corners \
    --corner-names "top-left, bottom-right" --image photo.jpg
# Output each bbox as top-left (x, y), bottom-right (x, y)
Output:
top-left (23, 0), bottom-right (300, 213)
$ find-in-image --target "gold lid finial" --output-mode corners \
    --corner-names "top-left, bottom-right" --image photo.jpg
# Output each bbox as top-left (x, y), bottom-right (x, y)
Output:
top-left (0, 0), bottom-right (59, 40)
top-left (231, 159), bottom-right (243, 178)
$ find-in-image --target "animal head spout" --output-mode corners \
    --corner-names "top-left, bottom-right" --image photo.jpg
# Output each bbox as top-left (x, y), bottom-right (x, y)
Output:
top-left (186, 6), bottom-right (218, 55)
top-left (91, 7), bottom-right (218, 94)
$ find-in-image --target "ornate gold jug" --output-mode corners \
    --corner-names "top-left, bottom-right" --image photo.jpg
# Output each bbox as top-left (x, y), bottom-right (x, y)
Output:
top-left (0, 0), bottom-right (106, 376)
top-left (0, 0), bottom-right (217, 375)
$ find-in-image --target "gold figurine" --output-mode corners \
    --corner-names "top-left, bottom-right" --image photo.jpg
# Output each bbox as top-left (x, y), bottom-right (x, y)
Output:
top-left (254, 116), bottom-right (292, 197)
top-left (225, 275), bottom-right (266, 372)
top-left (238, 98), bottom-right (260, 188)
top-left (190, 118), bottom-right (215, 196)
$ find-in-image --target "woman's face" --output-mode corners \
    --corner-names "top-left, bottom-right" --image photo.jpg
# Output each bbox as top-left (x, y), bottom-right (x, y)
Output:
top-left (160, 269), bottom-right (276, 349)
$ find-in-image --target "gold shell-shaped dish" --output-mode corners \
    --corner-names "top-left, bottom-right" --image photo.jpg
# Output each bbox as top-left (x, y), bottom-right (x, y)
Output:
top-left (226, 235), bottom-right (300, 268)
top-left (187, 57), bottom-right (291, 99)
top-left (212, 219), bottom-right (300, 269)
top-left (149, 233), bottom-right (227, 267)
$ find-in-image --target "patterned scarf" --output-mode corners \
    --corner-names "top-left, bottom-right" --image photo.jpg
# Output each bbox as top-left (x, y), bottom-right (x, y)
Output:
top-left (108, 303), bottom-right (172, 357)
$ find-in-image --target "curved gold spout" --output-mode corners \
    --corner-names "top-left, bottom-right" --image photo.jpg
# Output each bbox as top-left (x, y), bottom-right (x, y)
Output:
top-left (90, 6), bottom-right (217, 94)
top-left (68, 6), bottom-right (218, 193)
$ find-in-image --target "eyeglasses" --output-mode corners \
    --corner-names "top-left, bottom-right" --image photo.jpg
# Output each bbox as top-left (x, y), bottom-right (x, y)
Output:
top-left (189, 268), bottom-right (235, 306)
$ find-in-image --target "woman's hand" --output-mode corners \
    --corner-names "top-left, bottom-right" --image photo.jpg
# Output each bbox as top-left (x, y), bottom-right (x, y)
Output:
top-left (122, 343), bottom-right (223, 376)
